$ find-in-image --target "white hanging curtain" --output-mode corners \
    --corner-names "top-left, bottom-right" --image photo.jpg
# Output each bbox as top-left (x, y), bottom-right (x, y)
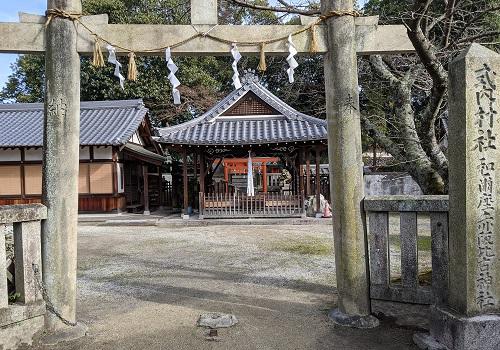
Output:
top-left (247, 151), bottom-right (255, 197)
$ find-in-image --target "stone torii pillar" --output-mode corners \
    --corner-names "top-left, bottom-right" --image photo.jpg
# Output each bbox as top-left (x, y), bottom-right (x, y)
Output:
top-left (322, 0), bottom-right (378, 328)
top-left (41, 0), bottom-right (87, 342)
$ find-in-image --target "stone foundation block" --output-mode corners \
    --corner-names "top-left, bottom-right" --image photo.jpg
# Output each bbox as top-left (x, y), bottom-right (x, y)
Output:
top-left (415, 305), bottom-right (500, 350)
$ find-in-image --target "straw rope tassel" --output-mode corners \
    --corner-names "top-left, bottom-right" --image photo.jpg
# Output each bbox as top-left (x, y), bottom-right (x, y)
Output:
top-left (257, 43), bottom-right (267, 72)
top-left (127, 52), bottom-right (138, 81)
top-left (92, 37), bottom-right (105, 68)
top-left (309, 24), bottom-right (319, 54)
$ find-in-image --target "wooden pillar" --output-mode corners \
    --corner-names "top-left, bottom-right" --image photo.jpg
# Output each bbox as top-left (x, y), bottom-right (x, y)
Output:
top-left (193, 152), bottom-right (198, 208)
top-left (315, 148), bottom-right (321, 214)
top-left (182, 149), bottom-right (189, 217)
top-left (299, 149), bottom-right (305, 196)
top-left (306, 149), bottom-right (311, 196)
top-left (157, 166), bottom-right (163, 207)
top-left (142, 165), bottom-right (150, 215)
top-left (224, 162), bottom-right (229, 193)
top-left (199, 153), bottom-right (206, 194)
top-left (42, 0), bottom-right (84, 334)
top-left (138, 164), bottom-right (143, 205)
top-left (263, 163), bottom-right (268, 193)
top-left (322, 0), bottom-right (376, 325)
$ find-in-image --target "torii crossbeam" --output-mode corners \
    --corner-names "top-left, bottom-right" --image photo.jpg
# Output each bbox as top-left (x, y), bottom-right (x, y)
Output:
top-left (0, 0), bottom-right (414, 341)
top-left (1, 5), bottom-right (412, 55)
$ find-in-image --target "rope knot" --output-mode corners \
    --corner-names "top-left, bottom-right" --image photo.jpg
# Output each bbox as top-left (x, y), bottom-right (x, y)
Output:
top-left (320, 10), bottom-right (361, 21)
top-left (45, 8), bottom-right (83, 27)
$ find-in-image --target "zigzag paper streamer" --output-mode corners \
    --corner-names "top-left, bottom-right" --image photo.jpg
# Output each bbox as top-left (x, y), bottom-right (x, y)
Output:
top-left (165, 47), bottom-right (181, 105)
top-left (231, 43), bottom-right (242, 90)
top-left (286, 35), bottom-right (299, 84)
top-left (106, 45), bottom-right (125, 90)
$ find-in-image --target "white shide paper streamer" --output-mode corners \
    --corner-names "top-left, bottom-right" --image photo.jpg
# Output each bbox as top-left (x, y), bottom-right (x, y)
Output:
top-left (106, 45), bottom-right (125, 90)
top-left (286, 35), bottom-right (298, 84)
top-left (165, 47), bottom-right (181, 105)
top-left (231, 43), bottom-right (242, 90)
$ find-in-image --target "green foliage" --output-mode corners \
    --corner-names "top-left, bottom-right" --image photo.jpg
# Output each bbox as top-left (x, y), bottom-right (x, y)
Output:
top-left (8, 292), bottom-right (21, 303)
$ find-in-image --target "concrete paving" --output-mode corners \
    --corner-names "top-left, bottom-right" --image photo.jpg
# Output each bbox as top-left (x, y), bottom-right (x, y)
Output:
top-left (27, 224), bottom-right (422, 350)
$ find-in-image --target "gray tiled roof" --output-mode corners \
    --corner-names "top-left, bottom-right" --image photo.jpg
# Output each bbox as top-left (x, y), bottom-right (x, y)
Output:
top-left (157, 79), bottom-right (327, 146)
top-left (0, 99), bottom-right (148, 148)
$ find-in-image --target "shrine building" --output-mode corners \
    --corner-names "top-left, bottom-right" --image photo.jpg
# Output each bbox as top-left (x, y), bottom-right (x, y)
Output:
top-left (157, 75), bottom-right (329, 218)
top-left (0, 99), bottom-right (165, 213)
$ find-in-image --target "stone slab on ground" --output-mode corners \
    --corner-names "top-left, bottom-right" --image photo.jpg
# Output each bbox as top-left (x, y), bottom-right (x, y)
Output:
top-left (197, 312), bottom-right (238, 328)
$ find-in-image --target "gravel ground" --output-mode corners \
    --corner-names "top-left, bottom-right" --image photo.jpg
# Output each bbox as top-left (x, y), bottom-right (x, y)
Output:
top-left (27, 224), bottom-right (421, 350)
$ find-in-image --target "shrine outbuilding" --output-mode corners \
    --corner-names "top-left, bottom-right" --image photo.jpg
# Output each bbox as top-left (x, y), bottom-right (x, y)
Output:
top-left (0, 99), bottom-right (165, 213)
top-left (157, 75), bottom-right (329, 218)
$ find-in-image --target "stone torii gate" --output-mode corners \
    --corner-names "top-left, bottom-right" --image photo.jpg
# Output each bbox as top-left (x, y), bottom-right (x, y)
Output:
top-left (0, 0), bottom-right (412, 339)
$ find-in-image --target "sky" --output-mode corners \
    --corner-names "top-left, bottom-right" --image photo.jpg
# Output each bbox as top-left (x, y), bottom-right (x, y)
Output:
top-left (0, 0), bottom-right (368, 90)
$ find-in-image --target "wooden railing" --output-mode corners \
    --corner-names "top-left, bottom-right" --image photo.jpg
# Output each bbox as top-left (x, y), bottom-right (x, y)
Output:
top-left (0, 204), bottom-right (46, 348)
top-left (200, 192), bottom-right (305, 219)
top-left (364, 195), bottom-right (449, 305)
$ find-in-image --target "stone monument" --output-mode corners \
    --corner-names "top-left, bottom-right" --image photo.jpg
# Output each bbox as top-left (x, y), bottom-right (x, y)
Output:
top-left (415, 44), bottom-right (500, 350)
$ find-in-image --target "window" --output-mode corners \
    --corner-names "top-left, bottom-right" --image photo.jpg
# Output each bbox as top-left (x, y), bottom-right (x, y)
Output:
top-left (89, 163), bottom-right (113, 194)
top-left (0, 166), bottom-right (21, 195)
top-left (24, 165), bottom-right (42, 195)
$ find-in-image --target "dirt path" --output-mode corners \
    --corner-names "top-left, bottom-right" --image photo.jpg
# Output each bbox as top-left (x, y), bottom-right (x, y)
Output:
top-left (29, 224), bottom-right (419, 350)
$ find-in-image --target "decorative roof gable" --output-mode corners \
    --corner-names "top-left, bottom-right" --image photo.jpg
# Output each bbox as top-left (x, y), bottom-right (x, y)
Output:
top-left (157, 75), bottom-right (327, 146)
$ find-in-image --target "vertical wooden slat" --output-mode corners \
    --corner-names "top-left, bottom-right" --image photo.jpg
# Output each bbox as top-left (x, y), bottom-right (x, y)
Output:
top-left (400, 212), bottom-right (419, 288)
top-left (0, 224), bottom-right (8, 308)
top-left (225, 192), bottom-right (228, 216)
top-left (14, 221), bottom-right (42, 304)
top-left (263, 193), bottom-right (266, 215)
top-left (368, 212), bottom-right (390, 287)
top-left (430, 212), bottom-right (449, 306)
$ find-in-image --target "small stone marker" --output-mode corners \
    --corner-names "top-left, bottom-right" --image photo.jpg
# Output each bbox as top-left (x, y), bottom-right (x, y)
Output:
top-left (197, 313), bottom-right (238, 329)
top-left (416, 44), bottom-right (500, 350)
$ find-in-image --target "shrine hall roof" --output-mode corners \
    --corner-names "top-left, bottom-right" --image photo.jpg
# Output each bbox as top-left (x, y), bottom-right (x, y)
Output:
top-left (157, 77), bottom-right (327, 146)
top-left (0, 99), bottom-right (148, 148)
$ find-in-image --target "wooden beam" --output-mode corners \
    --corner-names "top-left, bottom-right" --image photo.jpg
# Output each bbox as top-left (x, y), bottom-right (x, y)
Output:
top-left (0, 20), bottom-right (414, 55)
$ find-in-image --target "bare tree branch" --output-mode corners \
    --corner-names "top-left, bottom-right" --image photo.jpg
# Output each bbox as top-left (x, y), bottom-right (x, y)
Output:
top-left (227, 0), bottom-right (320, 15)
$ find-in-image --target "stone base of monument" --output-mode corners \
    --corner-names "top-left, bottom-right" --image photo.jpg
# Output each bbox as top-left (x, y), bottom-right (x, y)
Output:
top-left (40, 323), bottom-right (88, 346)
top-left (414, 306), bottom-right (500, 350)
top-left (328, 308), bottom-right (380, 329)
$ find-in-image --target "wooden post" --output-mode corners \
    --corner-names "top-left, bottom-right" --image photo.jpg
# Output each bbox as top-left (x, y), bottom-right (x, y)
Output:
top-left (263, 163), bottom-right (268, 193)
top-left (224, 161), bottom-right (229, 193)
top-left (142, 165), bottom-right (150, 215)
top-left (157, 166), bottom-right (163, 207)
top-left (306, 149), bottom-right (311, 196)
top-left (315, 148), bottom-right (321, 215)
top-left (299, 148), bottom-right (304, 197)
top-left (199, 152), bottom-right (205, 219)
top-left (182, 149), bottom-right (189, 218)
top-left (199, 153), bottom-right (206, 194)
top-left (42, 0), bottom-right (85, 334)
top-left (193, 152), bottom-right (198, 209)
top-left (322, 0), bottom-right (377, 326)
